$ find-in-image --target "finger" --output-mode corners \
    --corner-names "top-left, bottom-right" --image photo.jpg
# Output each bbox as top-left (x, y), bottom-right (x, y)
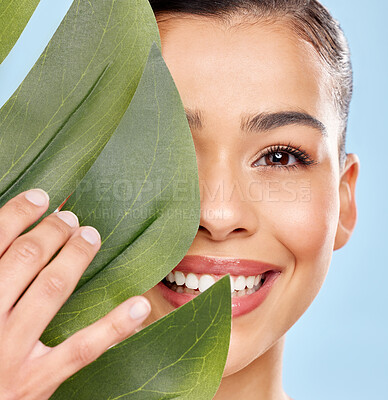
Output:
top-left (0, 210), bottom-right (79, 313)
top-left (39, 296), bottom-right (151, 387)
top-left (5, 226), bottom-right (101, 356)
top-left (0, 189), bottom-right (49, 257)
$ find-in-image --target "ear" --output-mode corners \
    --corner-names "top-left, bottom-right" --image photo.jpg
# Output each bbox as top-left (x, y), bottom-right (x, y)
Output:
top-left (333, 153), bottom-right (360, 250)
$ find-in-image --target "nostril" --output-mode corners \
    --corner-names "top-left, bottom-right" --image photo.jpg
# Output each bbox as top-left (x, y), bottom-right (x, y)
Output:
top-left (198, 225), bottom-right (247, 236)
top-left (233, 228), bottom-right (245, 233)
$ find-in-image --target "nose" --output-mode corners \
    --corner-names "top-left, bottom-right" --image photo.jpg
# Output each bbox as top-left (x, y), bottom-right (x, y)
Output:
top-left (198, 161), bottom-right (259, 241)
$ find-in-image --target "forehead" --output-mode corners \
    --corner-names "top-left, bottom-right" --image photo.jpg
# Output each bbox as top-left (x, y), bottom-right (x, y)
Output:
top-left (157, 14), bottom-right (337, 135)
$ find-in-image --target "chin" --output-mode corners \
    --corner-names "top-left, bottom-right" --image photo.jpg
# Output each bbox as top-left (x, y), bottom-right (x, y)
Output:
top-left (220, 325), bottom-right (265, 378)
top-left (221, 345), bottom-right (252, 378)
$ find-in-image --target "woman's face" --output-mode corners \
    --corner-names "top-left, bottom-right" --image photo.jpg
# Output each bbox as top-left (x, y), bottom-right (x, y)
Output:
top-left (143, 14), bottom-right (356, 376)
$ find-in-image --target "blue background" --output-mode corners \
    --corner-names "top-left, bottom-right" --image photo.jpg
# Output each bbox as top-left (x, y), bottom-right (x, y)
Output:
top-left (283, 1), bottom-right (388, 399)
top-left (0, 1), bottom-right (386, 399)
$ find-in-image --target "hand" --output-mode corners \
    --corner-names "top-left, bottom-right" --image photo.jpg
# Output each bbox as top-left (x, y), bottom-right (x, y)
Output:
top-left (0, 189), bottom-right (151, 400)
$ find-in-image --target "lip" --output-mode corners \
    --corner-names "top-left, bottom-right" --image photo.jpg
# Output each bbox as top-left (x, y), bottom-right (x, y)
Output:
top-left (156, 255), bottom-right (283, 318)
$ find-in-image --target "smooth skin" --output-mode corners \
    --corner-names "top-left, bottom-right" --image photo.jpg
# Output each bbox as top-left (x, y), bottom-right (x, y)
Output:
top-left (0, 189), bottom-right (151, 399)
top-left (0, 12), bottom-right (360, 400)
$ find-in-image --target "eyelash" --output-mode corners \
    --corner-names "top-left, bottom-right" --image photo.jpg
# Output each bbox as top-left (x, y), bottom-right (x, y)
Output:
top-left (252, 142), bottom-right (317, 171)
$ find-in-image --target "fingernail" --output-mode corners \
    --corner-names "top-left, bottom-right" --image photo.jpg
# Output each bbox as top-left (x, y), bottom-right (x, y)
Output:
top-left (56, 211), bottom-right (79, 228)
top-left (25, 189), bottom-right (49, 206)
top-left (129, 298), bottom-right (151, 320)
top-left (81, 227), bottom-right (100, 245)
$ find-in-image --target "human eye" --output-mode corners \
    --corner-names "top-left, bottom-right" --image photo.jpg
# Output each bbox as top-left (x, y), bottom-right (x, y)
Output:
top-left (251, 142), bottom-right (318, 171)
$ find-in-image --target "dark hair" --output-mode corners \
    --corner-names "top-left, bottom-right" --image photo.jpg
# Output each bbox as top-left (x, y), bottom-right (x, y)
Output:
top-left (149, 0), bottom-right (352, 168)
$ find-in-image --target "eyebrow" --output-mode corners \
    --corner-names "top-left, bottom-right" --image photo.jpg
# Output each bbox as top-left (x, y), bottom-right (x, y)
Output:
top-left (241, 110), bottom-right (327, 136)
top-left (184, 108), bottom-right (327, 136)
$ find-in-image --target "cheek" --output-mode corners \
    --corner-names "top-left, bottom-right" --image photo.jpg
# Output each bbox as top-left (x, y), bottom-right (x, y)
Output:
top-left (263, 174), bottom-right (340, 266)
top-left (255, 173), bottom-right (341, 333)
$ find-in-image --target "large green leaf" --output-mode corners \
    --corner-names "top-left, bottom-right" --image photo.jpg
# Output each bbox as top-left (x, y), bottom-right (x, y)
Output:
top-left (40, 19), bottom-right (230, 400)
top-left (0, 0), bottom-right (40, 64)
top-left (41, 42), bottom-right (202, 345)
top-left (0, 0), bottom-right (160, 211)
top-left (2, 2), bottom-right (232, 398)
top-left (52, 276), bottom-right (232, 400)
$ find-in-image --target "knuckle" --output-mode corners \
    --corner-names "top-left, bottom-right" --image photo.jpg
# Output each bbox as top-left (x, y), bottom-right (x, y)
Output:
top-left (10, 238), bottom-right (42, 265)
top-left (8, 199), bottom-right (33, 218)
top-left (72, 339), bottom-right (96, 365)
top-left (66, 240), bottom-right (92, 261)
top-left (45, 216), bottom-right (71, 237)
top-left (108, 317), bottom-right (129, 339)
top-left (40, 272), bottom-right (68, 297)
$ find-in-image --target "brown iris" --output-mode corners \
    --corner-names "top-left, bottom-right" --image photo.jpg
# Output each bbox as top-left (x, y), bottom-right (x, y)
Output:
top-left (265, 152), bottom-right (290, 166)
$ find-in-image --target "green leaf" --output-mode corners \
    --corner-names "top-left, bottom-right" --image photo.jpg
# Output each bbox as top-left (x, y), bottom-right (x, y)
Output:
top-left (0, 0), bottom-right (41, 64)
top-left (41, 42), bottom-right (201, 345)
top-left (2, 2), bottom-right (232, 398)
top-left (51, 275), bottom-right (232, 400)
top-left (0, 0), bottom-right (160, 211)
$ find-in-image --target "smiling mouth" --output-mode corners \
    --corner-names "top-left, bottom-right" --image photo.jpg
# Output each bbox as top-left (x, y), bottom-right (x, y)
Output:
top-left (158, 255), bottom-right (282, 317)
top-left (161, 271), bottom-right (270, 297)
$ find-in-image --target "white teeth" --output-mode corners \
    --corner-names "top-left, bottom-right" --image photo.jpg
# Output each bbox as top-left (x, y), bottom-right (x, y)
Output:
top-left (246, 276), bottom-right (255, 289)
top-left (234, 275), bottom-right (246, 291)
top-left (167, 272), bottom-right (175, 283)
top-left (165, 271), bottom-right (265, 294)
top-left (174, 271), bottom-right (185, 286)
top-left (186, 273), bottom-right (199, 290)
top-left (229, 274), bottom-right (263, 292)
top-left (198, 274), bottom-right (216, 293)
